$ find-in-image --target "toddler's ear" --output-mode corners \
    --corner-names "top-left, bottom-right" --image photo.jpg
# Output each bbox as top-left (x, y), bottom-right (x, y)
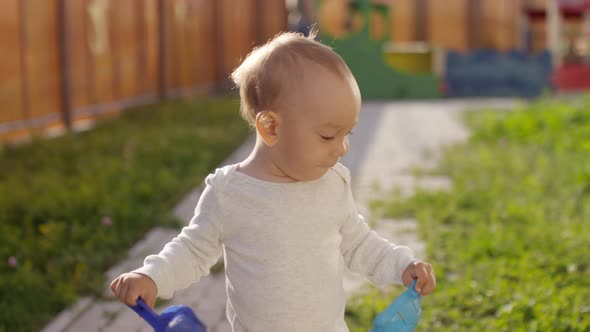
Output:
top-left (255, 111), bottom-right (280, 147)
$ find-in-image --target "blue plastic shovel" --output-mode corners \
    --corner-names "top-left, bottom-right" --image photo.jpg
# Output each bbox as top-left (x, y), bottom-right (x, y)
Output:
top-left (370, 279), bottom-right (423, 332)
top-left (129, 280), bottom-right (421, 332)
top-left (129, 298), bottom-right (206, 332)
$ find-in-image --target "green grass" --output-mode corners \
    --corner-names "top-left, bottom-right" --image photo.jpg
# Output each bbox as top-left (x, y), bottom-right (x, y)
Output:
top-left (345, 96), bottom-right (590, 331)
top-left (0, 97), bottom-right (250, 332)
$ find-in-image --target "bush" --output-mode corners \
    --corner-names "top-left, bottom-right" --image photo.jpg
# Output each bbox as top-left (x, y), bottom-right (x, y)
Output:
top-left (346, 96), bottom-right (590, 331)
top-left (0, 97), bottom-right (250, 331)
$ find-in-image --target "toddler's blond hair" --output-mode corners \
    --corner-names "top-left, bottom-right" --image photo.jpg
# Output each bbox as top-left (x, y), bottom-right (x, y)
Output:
top-left (231, 31), bottom-right (352, 126)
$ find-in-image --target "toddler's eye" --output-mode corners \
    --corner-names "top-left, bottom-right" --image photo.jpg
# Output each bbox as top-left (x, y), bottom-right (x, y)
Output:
top-left (320, 135), bottom-right (335, 141)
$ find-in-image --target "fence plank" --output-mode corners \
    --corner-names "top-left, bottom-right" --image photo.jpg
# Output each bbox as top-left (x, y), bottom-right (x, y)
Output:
top-left (23, 0), bottom-right (65, 134)
top-left (259, 0), bottom-right (287, 43)
top-left (143, 0), bottom-right (160, 95)
top-left (89, 0), bottom-right (116, 108)
top-left (317, 0), bottom-right (349, 38)
top-left (429, 0), bottom-right (469, 51)
top-left (177, 0), bottom-right (192, 92)
top-left (65, 0), bottom-right (92, 114)
top-left (480, 0), bottom-right (521, 51)
top-left (219, 0), bottom-right (257, 76)
top-left (162, 0), bottom-right (177, 94)
top-left (0, 0), bottom-right (26, 131)
top-left (192, 0), bottom-right (217, 86)
top-left (115, 0), bottom-right (141, 99)
top-left (390, 0), bottom-right (415, 42)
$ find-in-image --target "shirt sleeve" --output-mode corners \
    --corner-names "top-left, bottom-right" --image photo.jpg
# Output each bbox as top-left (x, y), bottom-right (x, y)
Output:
top-left (339, 184), bottom-right (415, 287)
top-left (133, 177), bottom-right (224, 299)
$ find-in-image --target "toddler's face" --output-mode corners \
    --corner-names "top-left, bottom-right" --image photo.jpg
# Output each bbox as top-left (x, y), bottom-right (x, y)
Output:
top-left (273, 66), bottom-right (360, 181)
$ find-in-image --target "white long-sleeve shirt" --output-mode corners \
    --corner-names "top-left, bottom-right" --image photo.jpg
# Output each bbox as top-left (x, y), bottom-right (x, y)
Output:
top-left (134, 163), bottom-right (415, 332)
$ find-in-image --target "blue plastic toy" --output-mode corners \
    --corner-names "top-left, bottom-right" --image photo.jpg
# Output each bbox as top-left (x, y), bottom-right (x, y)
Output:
top-left (370, 279), bottom-right (422, 332)
top-left (129, 280), bottom-right (421, 332)
top-left (129, 298), bottom-right (206, 332)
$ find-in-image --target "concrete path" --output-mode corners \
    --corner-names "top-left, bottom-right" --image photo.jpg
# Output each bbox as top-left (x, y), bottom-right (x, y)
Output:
top-left (42, 99), bottom-right (516, 332)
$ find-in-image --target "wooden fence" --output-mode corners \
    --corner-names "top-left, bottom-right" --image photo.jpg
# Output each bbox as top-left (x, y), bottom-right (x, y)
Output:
top-left (0, 0), bottom-right (286, 143)
top-left (317, 0), bottom-right (526, 52)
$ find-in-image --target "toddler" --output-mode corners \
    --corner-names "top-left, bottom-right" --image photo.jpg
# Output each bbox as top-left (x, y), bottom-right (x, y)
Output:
top-left (111, 31), bottom-right (436, 331)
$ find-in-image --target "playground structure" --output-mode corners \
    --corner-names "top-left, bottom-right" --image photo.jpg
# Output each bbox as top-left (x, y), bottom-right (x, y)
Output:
top-left (311, 0), bottom-right (442, 99)
top-left (313, 0), bottom-right (590, 99)
top-left (525, 0), bottom-right (590, 91)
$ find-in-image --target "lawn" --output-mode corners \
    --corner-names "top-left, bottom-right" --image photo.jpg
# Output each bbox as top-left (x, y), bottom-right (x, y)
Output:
top-left (345, 96), bottom-right (590, 331)
top-left (0, 97), bottom-right (250, 332)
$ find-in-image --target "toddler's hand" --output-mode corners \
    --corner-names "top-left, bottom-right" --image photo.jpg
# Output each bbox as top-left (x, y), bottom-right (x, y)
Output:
top-left (110, 272), bottom-right (157, 308)
top-left (401, 260), bottom-right (436, 296)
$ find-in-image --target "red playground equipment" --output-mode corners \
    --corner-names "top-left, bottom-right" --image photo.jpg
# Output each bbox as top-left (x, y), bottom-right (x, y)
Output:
top-left (525, 0), bottom-right (590, 92)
